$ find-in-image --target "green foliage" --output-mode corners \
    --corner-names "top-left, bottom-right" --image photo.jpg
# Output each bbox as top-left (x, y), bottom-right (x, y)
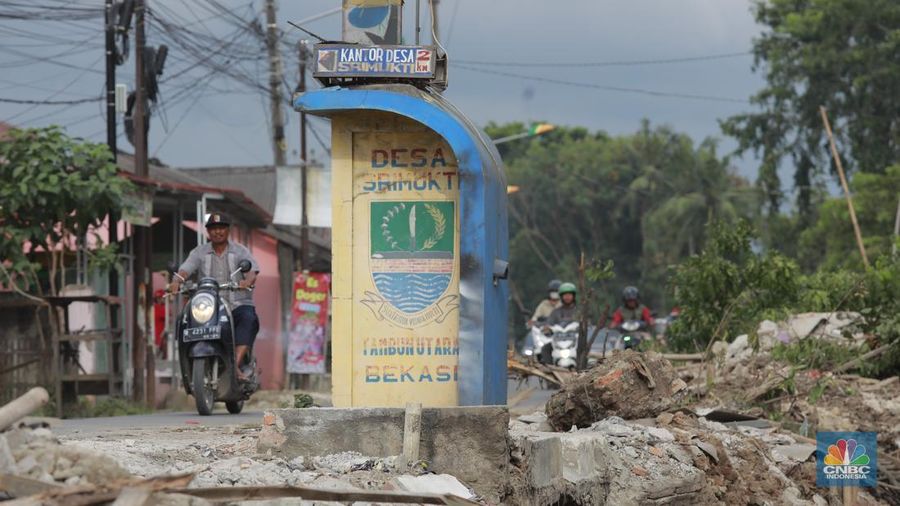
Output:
top-left (772, 340), bottom-right (862, 372)
top-left (0, 126), bottom-right (133, 293)
top-left (293, 393), bottom-right (314, 408)
top-left (721, 0), bottom-right (900, 217)
top-left (495, 120), bottom-right (753, 340)
top-left (668, 220), bottom-right (799, 350)
top-left (670, 218), bottom-right (900, 374)
top-left (797, 165), bottom-right (900, 271)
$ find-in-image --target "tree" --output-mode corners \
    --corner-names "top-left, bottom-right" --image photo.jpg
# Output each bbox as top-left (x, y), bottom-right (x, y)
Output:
top-left (0, 126), bottom-right (134, 296)
top-left (489, 121), bottom-right (754, 342)
top-left (721, 0), bottom-right (900, 218)
top-left (797, 164), bottom-right (900, 271)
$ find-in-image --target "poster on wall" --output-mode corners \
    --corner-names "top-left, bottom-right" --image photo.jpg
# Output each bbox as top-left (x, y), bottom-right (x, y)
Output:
top-left (287, 272), bottom-right (331, 374)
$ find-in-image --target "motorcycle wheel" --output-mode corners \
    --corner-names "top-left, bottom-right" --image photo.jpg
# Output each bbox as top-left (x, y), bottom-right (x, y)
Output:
top-left (539, 343), bottom-right (553, 365)
top-left (225, 400), bottom-right (244, 414)
top-left (192, 358), bottom-right (214, 416)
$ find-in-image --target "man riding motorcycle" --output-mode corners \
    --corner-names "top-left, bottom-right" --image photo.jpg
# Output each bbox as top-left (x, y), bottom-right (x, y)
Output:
top-left (546, 282), bottom-right (578, 325)
top-left (168, 213), bottom-right (260, 381)
top-left (610, 286), bottom-right (653, 330)
top-left (527, 279), bottom-right (561, 326)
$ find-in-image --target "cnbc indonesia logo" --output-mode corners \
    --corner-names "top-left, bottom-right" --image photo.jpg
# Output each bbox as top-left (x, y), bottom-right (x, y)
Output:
top-left (817, 432), bottom-right (877, 488)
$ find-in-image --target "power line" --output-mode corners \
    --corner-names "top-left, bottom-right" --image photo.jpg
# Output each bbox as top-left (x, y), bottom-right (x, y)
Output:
top-left (453, 64), bottom-right (750, 104)
top-left (0, 96), bottom-right (101, 105)
top-left (454, 51), bottom-right (752, 68)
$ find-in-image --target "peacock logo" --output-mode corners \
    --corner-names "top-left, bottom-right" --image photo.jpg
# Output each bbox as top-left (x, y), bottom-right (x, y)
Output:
top-left (824, 439), bottom-right (870, 466)
top-left (817, 432), bottom-right (877, 488)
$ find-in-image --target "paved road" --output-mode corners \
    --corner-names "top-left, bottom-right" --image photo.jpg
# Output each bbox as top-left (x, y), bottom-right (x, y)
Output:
top-left (55, 379), bottom-right (557, 436)
top-left (56, 409), bottom-right (265, 436)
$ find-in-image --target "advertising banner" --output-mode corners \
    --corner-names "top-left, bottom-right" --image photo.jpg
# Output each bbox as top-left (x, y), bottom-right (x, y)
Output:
top-left (287, 272), bottom-right (331, 374)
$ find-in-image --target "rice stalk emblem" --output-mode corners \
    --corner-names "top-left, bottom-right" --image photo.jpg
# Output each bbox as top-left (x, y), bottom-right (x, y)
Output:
top-left (381, 203), bottom-right (445, 252)
top-left (367, 201), bottom-right (457, 323)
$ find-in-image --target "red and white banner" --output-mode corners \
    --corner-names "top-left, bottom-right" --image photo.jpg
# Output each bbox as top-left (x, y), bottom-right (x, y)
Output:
top-left (287, 272), bottom-right (330, 374)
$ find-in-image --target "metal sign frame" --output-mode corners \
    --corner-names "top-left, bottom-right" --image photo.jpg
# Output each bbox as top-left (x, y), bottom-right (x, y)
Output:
top-left (313, 44), bottom-right (436, 80)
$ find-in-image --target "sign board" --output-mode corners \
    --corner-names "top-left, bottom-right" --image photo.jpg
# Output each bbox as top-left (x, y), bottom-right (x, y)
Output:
top-left (349, 126), bottom-right (460, 406)
top-left (122, 190), bottom-right (153, 227)
top-left (342, 0), bottom-right (402, 45)
top-left (314, 44), bottom-right (435, 80)
top-left (287, 272), bottom-right (331, 374)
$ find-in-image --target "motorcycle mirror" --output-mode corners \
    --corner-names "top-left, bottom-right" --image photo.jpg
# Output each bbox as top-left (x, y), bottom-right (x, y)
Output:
top-left (238, 259), bottom-right (252, 273)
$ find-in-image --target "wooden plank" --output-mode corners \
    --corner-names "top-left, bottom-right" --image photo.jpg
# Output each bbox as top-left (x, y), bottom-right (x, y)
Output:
top-left (508, 359), bottom-right (561, 387)
top-left (169, 486), bottom-right (478, 504)
top-left (110, 487), bottom-right (150, 506)
top-left (59, 374), bottom-right (112, 382)
top-left (0, 474), bottom-right (61, 497)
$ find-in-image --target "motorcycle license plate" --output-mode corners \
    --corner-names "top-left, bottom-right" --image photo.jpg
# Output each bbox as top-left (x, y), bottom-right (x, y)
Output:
top-left (183, 326), bottom-right (220, 342)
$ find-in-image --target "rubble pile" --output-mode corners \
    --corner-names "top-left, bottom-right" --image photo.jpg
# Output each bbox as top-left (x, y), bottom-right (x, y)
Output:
top-left (0, 424), bottom-right (130, 487)
top-left (509, 410), bottom-right (885, 506)
top-left (545, 350), bottom-right (687, 430)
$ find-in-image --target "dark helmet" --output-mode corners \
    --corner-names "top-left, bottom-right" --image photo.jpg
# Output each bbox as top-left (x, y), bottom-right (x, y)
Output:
top-left (622, 286), bottom-right (639, 302)
top-left (547, 279), bottom-right (562, 292)
top-left (205, 212), bottom-right (231, 228)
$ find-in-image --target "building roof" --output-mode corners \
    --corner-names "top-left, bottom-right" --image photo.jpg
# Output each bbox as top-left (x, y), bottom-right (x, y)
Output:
top-left (116, 152), bottom-right (272, 227)
top-left (179, 165), bottom-right (279, 215)
top-left (175, 164), bottom-right (331, 249)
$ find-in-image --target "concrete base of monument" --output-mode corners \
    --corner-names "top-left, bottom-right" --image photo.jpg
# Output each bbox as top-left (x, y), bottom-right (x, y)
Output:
top-left (257, 406), bottom-right (510, 502)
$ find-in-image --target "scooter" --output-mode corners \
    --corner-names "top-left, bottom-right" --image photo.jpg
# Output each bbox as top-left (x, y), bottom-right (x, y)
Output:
top-left (618, 320), bottom-right (650, 350)
top-left (523, 321), bottom-right (579, 368)
top-left (168, 259), bottom-right (260, 416)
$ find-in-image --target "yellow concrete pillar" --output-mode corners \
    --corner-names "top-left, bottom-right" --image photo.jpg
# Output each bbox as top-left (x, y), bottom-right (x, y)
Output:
top-left (331, 112), bottom-right (461, 407)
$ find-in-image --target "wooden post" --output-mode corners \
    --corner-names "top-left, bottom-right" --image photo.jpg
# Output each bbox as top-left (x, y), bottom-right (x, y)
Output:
top-left (400, 402), bottom-right (422, 468)
top-left (819, 106), bottom-right (870, 269)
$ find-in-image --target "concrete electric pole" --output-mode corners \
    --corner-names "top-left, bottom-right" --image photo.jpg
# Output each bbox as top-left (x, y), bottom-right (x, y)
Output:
top-left (265, 0), bottom-right (287, 167)
top-left (132, 0), bottom-right (151, 406)
top-left (298, 41), bottom-right (310, 269)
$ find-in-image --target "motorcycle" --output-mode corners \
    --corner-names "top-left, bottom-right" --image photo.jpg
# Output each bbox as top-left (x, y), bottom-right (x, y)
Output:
top-left (618, 320), bottom-right (651, 350)
top-left (524, 321), bottom-right (579, 369)
top-left (168, 259), bottom-right (260, 416)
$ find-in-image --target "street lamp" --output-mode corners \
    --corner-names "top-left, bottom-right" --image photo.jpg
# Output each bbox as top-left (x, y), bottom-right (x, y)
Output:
top-left (492, 123), bottom-right (555, 145)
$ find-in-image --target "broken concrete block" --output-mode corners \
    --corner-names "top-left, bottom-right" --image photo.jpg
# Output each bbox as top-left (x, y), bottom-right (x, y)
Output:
top-left (257, 406), bottom-right (509, 503)
top-left (558, 433), bottom-right (609, 485)
top-left (0, 435), bottom-right (14, 474)
top-left (395, 473), bottom-right (476, 500)
top-left (647, 427), bottom-right (675, 443)
top-left (521, 434), bottom-right (561, 489)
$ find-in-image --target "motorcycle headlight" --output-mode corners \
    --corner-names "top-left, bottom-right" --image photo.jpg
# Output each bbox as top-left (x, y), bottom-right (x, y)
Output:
top-left (190, 293), bottom-right (216, 324)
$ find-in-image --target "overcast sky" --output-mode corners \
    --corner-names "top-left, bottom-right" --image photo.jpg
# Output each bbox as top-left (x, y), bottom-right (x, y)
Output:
top-left (0, 0), bottom-right (768, 179)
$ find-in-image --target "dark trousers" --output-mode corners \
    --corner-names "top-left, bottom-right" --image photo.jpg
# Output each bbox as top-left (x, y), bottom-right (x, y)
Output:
top-left (232, 305), bottom-right (259, 347)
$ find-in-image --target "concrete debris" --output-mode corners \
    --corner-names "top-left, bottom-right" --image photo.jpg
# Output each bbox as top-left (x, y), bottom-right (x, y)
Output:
top-left (509, 411), bottom-right (887, 506)
top-left (395, 473), bottom-right (476, 499)
top-left (545, 350), bottom-right (685, 430)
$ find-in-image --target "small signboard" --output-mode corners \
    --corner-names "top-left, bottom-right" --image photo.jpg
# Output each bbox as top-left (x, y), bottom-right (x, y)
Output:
top-left (314, 44), bottom-right (435, 80)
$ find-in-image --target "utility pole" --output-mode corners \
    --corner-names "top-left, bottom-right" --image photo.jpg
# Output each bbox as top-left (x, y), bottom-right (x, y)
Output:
top-left (298, 41), bottom-right (310, 269)
top-left (265, 0), bottom-right (287, 167)
top-left (105, 0), bottom-right (119, 304)
top-left (132, 0), bottom-right (151, 406)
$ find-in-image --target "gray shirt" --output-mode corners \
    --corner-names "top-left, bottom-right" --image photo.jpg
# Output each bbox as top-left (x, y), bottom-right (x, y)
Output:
top-left (178, 241), bottom-right (260, 308)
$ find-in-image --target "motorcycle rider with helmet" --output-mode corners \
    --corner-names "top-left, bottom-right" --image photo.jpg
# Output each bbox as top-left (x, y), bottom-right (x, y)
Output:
top-left (528, 279), bottom-right (561, 326)
top-left (610, 286), bottom-right (654, 330)
top-left (168, 213), bottom-right (260, 381)
top-left (546, 282), bottom-right (578, 325)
